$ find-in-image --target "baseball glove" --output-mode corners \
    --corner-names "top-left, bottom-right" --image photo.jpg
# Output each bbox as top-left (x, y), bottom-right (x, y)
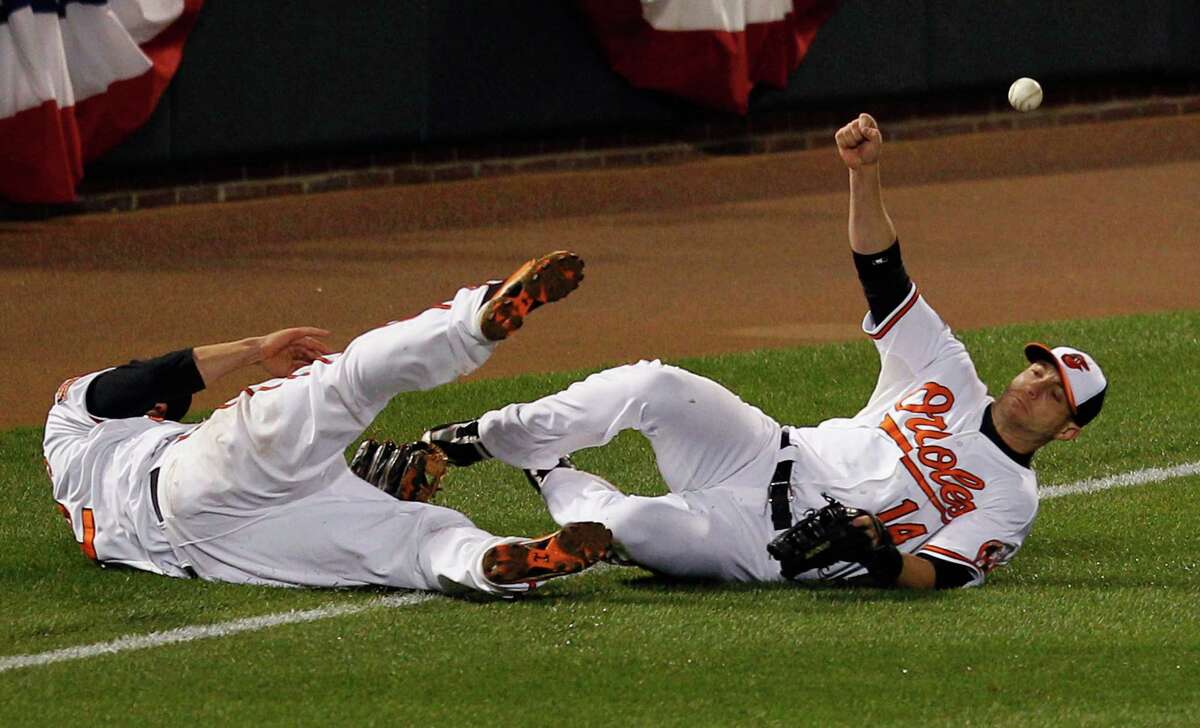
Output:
top-left (767, 495), bottom-right (891, 579)
top-left (350, 439), bottom-right (448, 503)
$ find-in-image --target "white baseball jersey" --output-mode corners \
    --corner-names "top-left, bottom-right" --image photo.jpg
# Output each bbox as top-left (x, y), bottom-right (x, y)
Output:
top-left (788, 283), bottom-right (1039, 586)
top-left (43, 370), bottom-right (195, 575)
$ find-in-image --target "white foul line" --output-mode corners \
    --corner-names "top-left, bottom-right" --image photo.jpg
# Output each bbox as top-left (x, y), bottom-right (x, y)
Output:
top-left (0, 592), bottom-right (435, 674)
top-left (1038, 460), bottom-right (1200, 500)
top-left (4, 461), bottom-right (1199, 675)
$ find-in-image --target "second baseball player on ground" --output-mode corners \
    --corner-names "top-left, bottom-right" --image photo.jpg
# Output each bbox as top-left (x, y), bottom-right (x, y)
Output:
top-left (423, 113), bottom-right (1108, 590)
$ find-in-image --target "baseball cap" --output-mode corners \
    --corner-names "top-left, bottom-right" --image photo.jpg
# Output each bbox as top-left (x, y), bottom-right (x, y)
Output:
top-left (1024, 343), bottom-right (1107, 426)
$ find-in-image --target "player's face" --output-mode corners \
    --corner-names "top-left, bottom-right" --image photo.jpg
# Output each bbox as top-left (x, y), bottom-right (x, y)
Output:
top-left (996, 361), bottom-right (1077, 441)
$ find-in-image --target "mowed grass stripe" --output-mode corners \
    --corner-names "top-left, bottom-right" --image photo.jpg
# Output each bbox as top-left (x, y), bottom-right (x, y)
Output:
top-left (0, 592), bottom-right (434, 673)
top-left (4, 457), bottom-right (1195, 676)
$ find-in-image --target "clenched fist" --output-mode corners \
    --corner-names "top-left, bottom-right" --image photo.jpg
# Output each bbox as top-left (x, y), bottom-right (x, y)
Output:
top-left (835, 113), bottom-right (882, 170)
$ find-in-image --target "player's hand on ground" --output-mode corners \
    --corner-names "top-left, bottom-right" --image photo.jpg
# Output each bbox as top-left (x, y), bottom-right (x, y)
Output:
top-left (835, 113), bottom-right (882, 170)
top-left (258, 327), bottom-right (333, 377)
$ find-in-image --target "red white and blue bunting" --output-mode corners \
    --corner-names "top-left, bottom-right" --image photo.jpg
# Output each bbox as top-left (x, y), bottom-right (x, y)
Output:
top-left (0, 0), bottom-right (201, 204)
top-left (579, 0), bottom-right (838, 115)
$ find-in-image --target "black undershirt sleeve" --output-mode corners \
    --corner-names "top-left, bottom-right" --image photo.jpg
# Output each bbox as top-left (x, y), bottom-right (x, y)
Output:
top-left (85, 348), bottom-right (206, 421)
top-left (917, 554), bottom-right (976, 589)
top-left (852, 239), bottom-right (912, 325)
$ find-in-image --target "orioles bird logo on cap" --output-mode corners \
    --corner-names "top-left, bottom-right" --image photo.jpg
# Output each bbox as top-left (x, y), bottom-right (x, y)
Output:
top-left (1061, 353), bottom-right (1090, 371)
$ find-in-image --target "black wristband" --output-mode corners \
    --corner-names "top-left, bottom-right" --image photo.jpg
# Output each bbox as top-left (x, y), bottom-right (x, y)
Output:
top-left (863, 545), bottom-right (904, 586)
top-left (852, 240), bottom-right (911, 325)
top-left (916, 554), bottom-right (976, 589)
top-left (852, 239), bottom-right (905, 280)
top-left (85, 348), bottom-right (204, 421)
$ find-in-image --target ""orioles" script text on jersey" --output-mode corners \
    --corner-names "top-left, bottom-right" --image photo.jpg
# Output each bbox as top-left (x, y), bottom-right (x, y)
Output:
top-left (880, 382), bottom-right (988, 523)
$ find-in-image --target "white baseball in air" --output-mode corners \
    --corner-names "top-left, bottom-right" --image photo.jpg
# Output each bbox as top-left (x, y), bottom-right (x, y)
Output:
top-left (1008, 77), bottom-right (1043, 112)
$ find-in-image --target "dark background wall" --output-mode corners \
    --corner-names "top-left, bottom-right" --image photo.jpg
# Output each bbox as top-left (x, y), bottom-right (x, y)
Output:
top-left (93, 0), bottom-right (1200, 173)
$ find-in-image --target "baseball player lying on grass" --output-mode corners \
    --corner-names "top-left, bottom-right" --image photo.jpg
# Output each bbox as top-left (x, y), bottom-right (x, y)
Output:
top-left (423, 114), bottom-right (1109, 590)
top-left (43, 252), bottom-right (612, 597)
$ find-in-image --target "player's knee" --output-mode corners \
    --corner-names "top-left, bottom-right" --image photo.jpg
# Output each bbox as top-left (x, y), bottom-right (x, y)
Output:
top-left (412, 503), bottom-right (476, 533)
top-left (612, 360), bottom-right (691, 404)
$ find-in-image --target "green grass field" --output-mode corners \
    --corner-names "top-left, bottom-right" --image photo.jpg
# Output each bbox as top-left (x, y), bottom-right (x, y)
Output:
top-left (2, 311), bottom-right (1197, 727)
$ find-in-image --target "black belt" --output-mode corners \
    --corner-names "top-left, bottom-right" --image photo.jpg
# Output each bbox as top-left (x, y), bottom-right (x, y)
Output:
top-left (769, 431), bottom-right (794, 530)
top-left (149, 467), bottom-right (164, 523)
top-left (148, 466), bottom-right (197, 578)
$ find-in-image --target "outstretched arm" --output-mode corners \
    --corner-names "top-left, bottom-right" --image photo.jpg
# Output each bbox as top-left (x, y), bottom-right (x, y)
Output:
top-left (835, 114), bottom-right (912, 325)
top-left (836, 113), bottom-right (897, 255)
top-left (86, 328), bottom-right (332, 420)
top-left (193, 327), bottom-right (332, 386)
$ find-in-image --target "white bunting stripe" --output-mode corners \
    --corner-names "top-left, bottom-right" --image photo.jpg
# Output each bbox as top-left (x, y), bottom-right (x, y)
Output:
top-left (642, 0), bottom-right (794, 31)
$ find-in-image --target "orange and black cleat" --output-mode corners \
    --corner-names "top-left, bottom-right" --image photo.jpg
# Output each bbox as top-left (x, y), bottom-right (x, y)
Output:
top-left (483, 522), bottom-right (612, 585)
top-left (479, 251), bottom-right (584, 341)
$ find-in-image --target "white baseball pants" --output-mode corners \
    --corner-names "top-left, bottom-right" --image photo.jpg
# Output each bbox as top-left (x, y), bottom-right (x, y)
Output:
top-left (156, 285), bottom-right (530, 595)
top-left (478, 360), bottom-right (791, 582)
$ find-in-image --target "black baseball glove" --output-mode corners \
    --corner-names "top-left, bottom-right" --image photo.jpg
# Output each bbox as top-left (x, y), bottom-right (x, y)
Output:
top-left (350, 439), bottom-right (448, 503)
top-left (767, 495), bottom-right (892, 579)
